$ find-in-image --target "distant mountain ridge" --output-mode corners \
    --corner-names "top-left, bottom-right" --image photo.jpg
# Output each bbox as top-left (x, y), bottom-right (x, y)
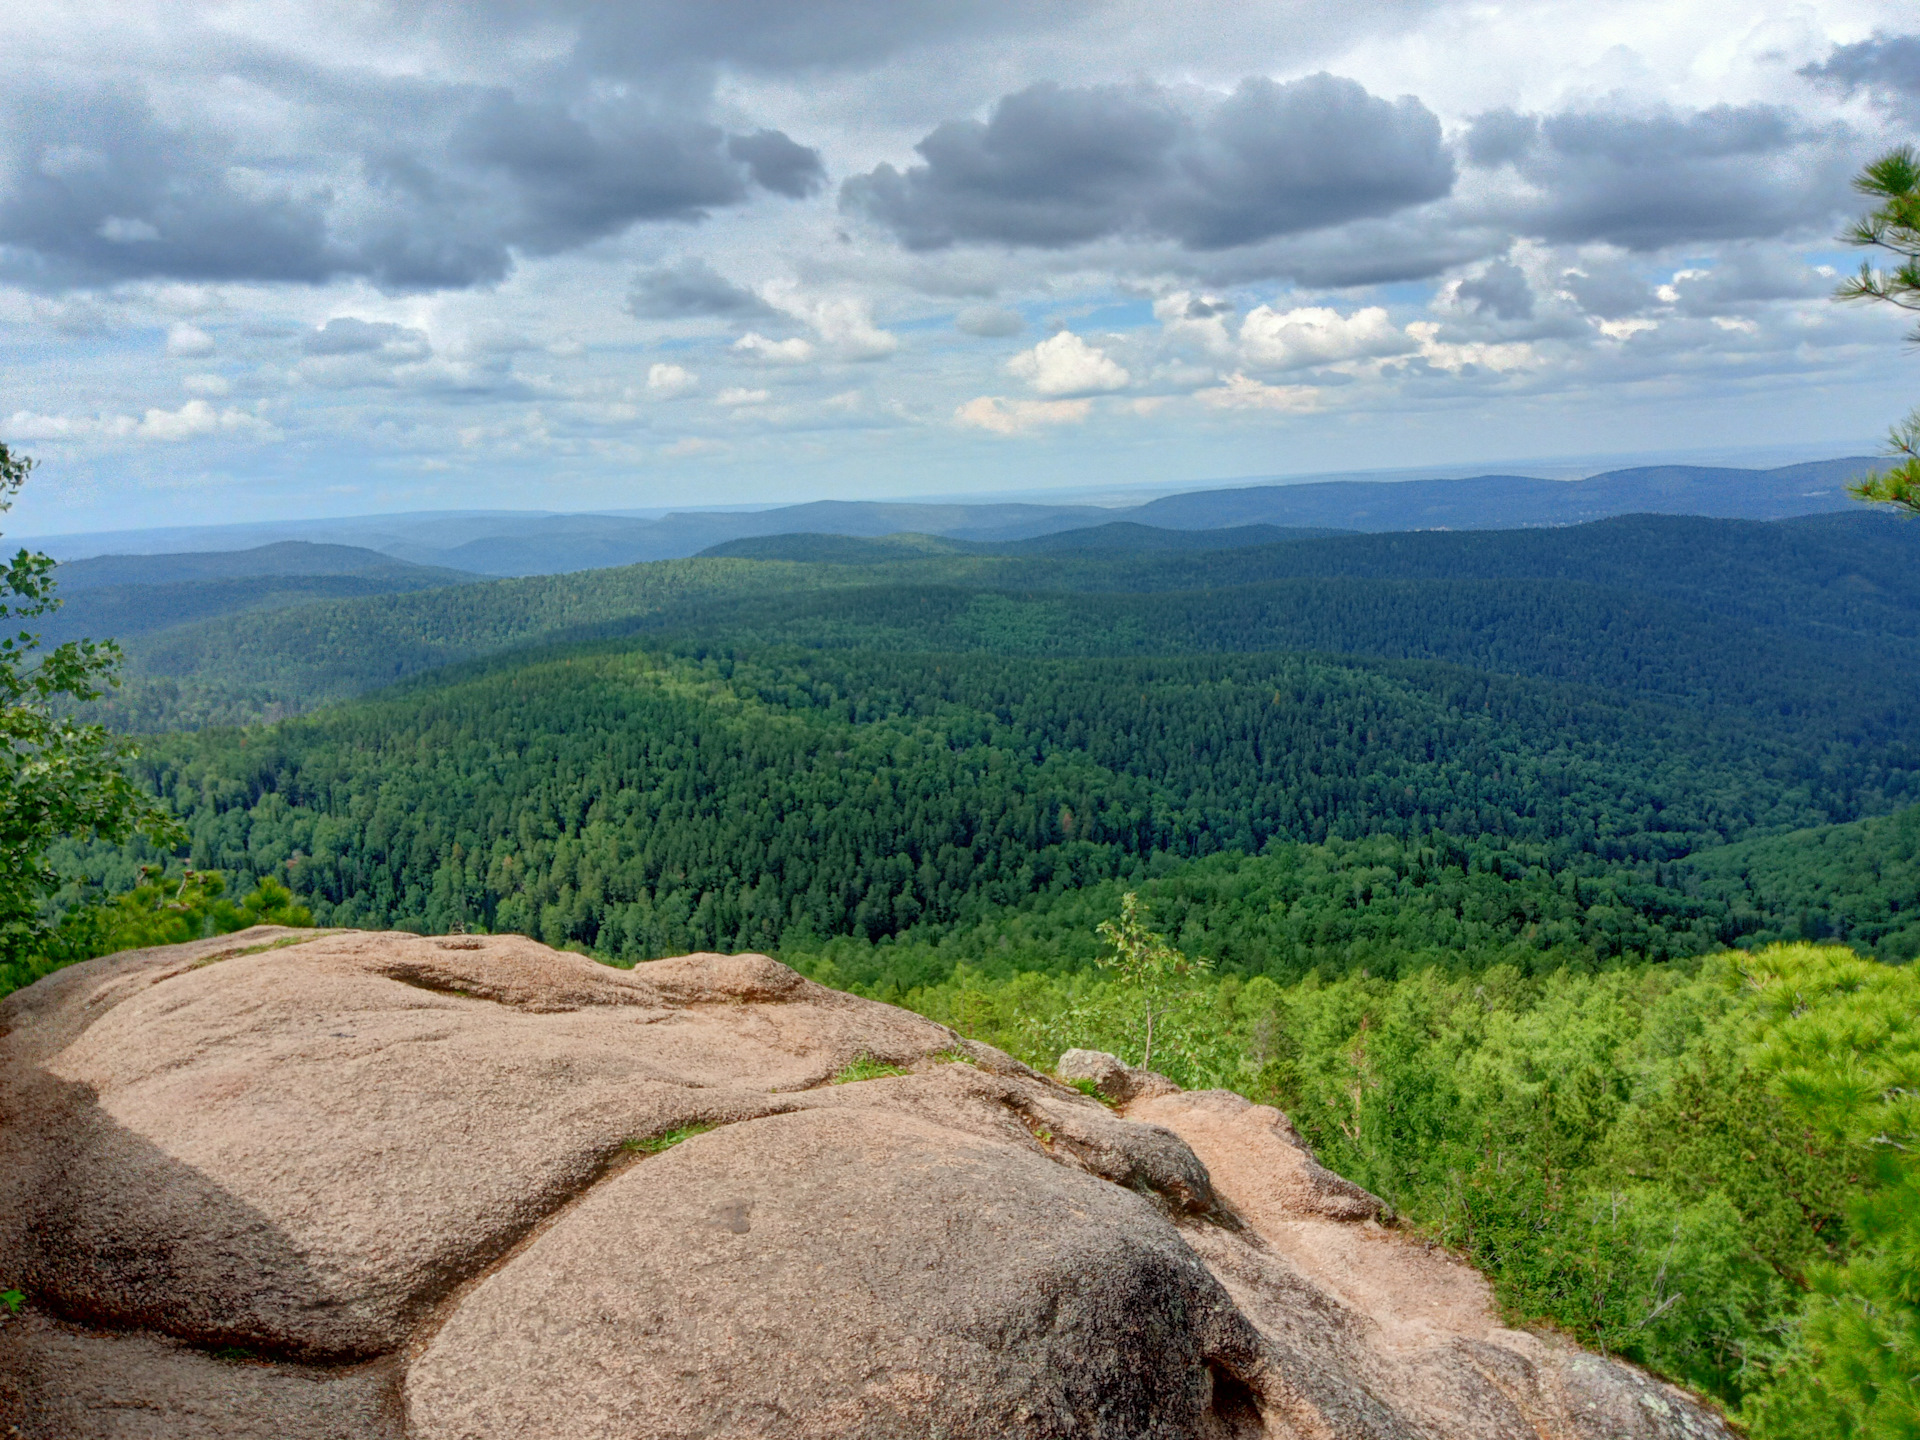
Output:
top-left (41, 541), bottom-right (481, 648)
top-left (699, 523), bottom-right (1351, 562)
top-left (1126, 458), bottom-right (1874, 532)
top-left (31, 457), bottom-right (1881, 578)
top-left (55, 540), bottom-right (477, 592)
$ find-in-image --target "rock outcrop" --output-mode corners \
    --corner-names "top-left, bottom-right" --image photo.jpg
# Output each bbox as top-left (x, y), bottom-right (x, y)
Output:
top-left (0, 928), bottom-right (1734, 1439)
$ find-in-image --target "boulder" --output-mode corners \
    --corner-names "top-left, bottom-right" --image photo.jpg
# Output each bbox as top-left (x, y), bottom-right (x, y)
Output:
top-left (0, 929), bottom-right (1736, 1439)
top-left (1057, 1046), bottom-right (1181, 1104)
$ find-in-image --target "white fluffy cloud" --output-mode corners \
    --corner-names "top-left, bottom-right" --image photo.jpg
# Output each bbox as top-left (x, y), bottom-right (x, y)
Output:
top-left (733, 333), bottom-right (817, 365)
top-left (1404, 323), bottom-right (1538, 373)
top-left (763, 284), bottom-right (899, 361)
top-left (1194, 373), bottom-right (1322, 411)
top-left (647, 362), bottom-right (698, 397)
top-left (1236, 305), bottom-right (1412, 371)
top-left (8, 400), bottom-right (276, 444)
top-left (1006, 331), bottom-right (1130, 395)
top-left (165, 323), bottom-right (214, 357)
top-left (954, 395), bottom-right (1093, 434)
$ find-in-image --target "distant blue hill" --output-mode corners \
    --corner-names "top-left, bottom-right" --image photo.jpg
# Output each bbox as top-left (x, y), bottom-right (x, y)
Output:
top-left (1123, 458), bottom-right (1875, 531)
top-left (55, 540), bottom-right (476, 592)
top-left (699, 523), bottom-right (1350, 561)
top-left (42, 542), bottom-right (481, 646)
top-left (31, 457), bottom-right (1882, 577)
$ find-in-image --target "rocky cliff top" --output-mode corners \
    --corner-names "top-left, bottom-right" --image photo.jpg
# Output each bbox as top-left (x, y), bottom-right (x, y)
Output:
top-left (1, 927), bottom-right (1732, 1439)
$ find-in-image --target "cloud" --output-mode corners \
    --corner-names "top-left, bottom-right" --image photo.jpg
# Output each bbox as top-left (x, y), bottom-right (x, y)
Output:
top-left (1802, 33), bottom-right (1920, 117)
top-left (1557, 260), bottom-right (1656, 320)
top-left (954, 395), bottom-right (1092, 434)
top-left (1006, 330), bottom-right (1129, 394)
top-left (764, 284), bottom-right (899, 360)
top-left (1657, 248), bottom-right (1830, 314)
top-left (438, 91), bottom-right (819, 261)
top-left (646, 362), bottom-right (698, 396)
top-left (562, 1), bottom-right (1045, 75)
top-left (733, 332), bottom-right (816, 364)
top-left (182, 372), bottom-right (230, 397)
top-left (841, 73), bottom-right (1453, 253)
top-left (1404, 322), bottom-right (1535, 373)
top-left (1154, 292), bottom-right (1237, 356)
top-left (715, 386), bottom-right (771, 406)
top-left (724, 130), bottom-right (827, 198)
top-left (954, 305), bottom-right (1024, 336)
top-left (1237, 304), bottom-right (1411, 371)
top-left (7, 400), bottom-right (276, 443)
top-left (303, 317), bottom-right (431, 359)
top-left (1462, 102), bottom-right (1850, 249)
top-left (0, 74), bottom-right (824, 292)
top-left (628, 259), bottom-right (773, 318)
top-left (1193, 373), bottom-right (1321, 411)
top-left (1455, 259), bottom-right (1534, 320)
top-left (165, 322), bottom-right (215, 357)
top-left (291, 317), bottom-right (467, 390)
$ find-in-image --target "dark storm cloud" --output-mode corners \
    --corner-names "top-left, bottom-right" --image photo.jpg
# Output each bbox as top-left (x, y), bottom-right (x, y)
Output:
top-left (1464, 102), bottom-right (1848, 249)
top-left (444, 90), bottom-right (785, 252)
top-left (628, 258), bottom-right (773, 318)
top-left (1456, 258), bottom-right (1534, 319)
top-left (1801, 32), bottom-right (1920, 115)
top-left (0, 72), bottom-right (822, 292)
top-left (725, 131), bottom-right (828, 198)
top-left (0, 88), bottom-right (338, 289)
top-left (840, 73), bottom-right (1455, 252)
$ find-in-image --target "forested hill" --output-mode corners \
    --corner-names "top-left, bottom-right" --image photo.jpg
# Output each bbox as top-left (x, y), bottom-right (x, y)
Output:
top-left (53, 540), bottom-right (473, 590)
top-left (80, 507), bottom-right (1920, 733)
top-left (55, 506), bottom-right (1920, 962)
top-left (697, 522), bottom-right (1349, 560)
top-left (41, 542), bottom-right (482, 649)
top-left (55, 496), bottom-right (1920, 971)
top-left (79, 636), bottom-right (1917, 973)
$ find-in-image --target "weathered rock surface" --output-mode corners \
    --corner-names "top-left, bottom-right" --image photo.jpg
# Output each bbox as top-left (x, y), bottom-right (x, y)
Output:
top-left (0, 930), bottom-right (1736, 1439)
top-left (1057, 1047), bottom-right (1181, 1104)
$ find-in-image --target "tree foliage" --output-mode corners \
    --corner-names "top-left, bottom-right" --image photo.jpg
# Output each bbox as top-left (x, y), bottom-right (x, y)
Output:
top-left (883, 941), bottom-right (1916, 1426)
top-left (1839, 146), bottom-right (1920, 515)
top-left (0, 444), bottom-right (178, 966)
top-left (77, 638), bottom-right (1911, 967)
top-left (1094, 891), bottom-right (1210, 1069)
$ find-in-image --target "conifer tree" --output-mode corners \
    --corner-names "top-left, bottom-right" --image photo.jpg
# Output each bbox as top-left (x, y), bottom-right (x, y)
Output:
top-left (1838, 146), bottom-right (1920, 514)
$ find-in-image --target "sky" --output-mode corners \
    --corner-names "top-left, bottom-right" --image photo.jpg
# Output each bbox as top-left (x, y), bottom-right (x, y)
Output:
top-left (4, 1), bottom-right (1920, 534)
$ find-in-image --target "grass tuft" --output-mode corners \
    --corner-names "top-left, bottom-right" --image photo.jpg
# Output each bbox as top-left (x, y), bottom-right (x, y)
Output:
top-left (623, 1123), bottom-right (715, 1155)
top-left (830, 1054), bottom-right (911, 1084)
top-left (1064, 1076), bottom-right (1119, 1107)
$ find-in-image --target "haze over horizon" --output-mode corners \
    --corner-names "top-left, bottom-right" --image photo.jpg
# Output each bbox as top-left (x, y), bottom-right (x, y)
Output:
top-left (4, 1), bottom-right (1919, 533)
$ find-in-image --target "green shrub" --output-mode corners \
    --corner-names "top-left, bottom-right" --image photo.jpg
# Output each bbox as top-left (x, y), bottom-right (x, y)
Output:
top-left (1, 868), bottom-right (314, 1001)
top-left (874, 940), bottom-right (1912, 1421)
